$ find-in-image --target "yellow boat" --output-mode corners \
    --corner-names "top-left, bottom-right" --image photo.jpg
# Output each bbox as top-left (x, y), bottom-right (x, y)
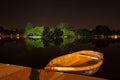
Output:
top-left (44, 50), bottom-right (104, 75)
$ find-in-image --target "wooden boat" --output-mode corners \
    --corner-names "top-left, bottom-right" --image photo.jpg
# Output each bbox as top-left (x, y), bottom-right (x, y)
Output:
top-left (44, 50), bottom-right (104, 75)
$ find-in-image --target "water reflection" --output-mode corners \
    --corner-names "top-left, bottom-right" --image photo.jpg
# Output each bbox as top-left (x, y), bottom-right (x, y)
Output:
top-left (25, 37), bottom-right (75, 49)
top-left (0, 36), bottom-right (118, 79)
top-left (25, 37), bottom-right (120, 48)
top-left (1, 36), bottom-right (120, 48)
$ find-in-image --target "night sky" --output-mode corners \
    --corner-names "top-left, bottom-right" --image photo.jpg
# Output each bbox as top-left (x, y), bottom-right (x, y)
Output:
top-left (0, 0), bottom-right (120, 30)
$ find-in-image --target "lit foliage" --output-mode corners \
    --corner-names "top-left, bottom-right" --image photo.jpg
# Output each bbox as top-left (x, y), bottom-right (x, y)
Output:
top-left (32, 26), bottom-right (44, 36)
top-left (25, 25), bottom-right (45, 36)
top-left (62, 28), bottom-right (75, 37)
top-left (24, 22), bottom-right (75, 38)
top-left (57, 23), bottom-right (75, 37)
top-left (25, 22), bottom-right (33, 34)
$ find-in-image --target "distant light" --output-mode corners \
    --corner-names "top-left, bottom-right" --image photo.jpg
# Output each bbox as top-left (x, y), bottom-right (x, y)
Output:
top-left (114, 35), bottom-right (118, 39)
top-left (10, 34), bottom-right (13, 39)
top-left (0, 33), bottom-right (1, 40)
top-left (16, 34), bottom-right (20, 39)
top-left (89, 28), bottom-right (93, 31)
top-left (109, 35), bottom-right (118, 39)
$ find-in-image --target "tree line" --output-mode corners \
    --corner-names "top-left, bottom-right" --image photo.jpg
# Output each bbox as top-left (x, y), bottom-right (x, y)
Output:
top-left (0, 26), bottom-right (24, 34)
top-left (25, 22), bottom-right (120, 39)
top-left (25, 22), bottom-right (75, 39)
top-left (1, 23), bottom-right (120, 38)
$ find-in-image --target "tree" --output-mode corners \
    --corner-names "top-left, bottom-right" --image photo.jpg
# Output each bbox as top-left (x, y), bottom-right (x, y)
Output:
top-left (93, 25), bottom-right (110, 35)
top-left (53, 28), bottom-right (63, 38)
top-left (43, 27), bottom-right (50, 38)
top-left (25, 22), bottom-right (45, 36)
top-left (25, 22), bottom-right (33, 34)
top-left (33, 26), bottom-right (44, 36)
top-left (25, 22), bottom-right (33, 30)
top-left (76, 29), bottom-right (90, 36)
top-left (56, 23), bottom-right (75, 38)
top-left (61, 28), bottom-right (75, 38)
top-left (0, 26), bottom-right (4, 33)
top-left (57, 22), bottom-right (70, 29)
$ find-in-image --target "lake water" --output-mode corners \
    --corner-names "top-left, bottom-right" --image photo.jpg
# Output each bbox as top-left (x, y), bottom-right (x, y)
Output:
top-left (0, 37), bottom-right (120, 79)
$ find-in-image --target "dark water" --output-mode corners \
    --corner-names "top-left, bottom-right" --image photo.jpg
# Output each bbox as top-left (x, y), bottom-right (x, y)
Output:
top-left (0, 38), bottom-right (120, 79)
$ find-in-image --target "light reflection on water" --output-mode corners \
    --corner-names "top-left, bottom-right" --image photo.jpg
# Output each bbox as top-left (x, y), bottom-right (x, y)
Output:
top-left (0, 37), bottom-right (120, 79)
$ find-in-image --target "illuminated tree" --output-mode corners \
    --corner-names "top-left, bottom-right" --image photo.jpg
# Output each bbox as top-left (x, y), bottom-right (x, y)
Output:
top-left (43, 27), bottom-right (50, 38)
top-left (24, 22), bottom-right (75, 38)
top-left (60, 28), bottom-right (75, 38)
top-left (57, 22), bottom-right (75, 38)
top-left (25, 22), bottom-right (34, 35)
top-left (52, 28), bottom-right (63, 38)
top-left (33, 26), bottom-right (44, 36)
top-left (25, 23), bottom-right (45, 36)
top-left (47, 28), bottom-right (54, 38)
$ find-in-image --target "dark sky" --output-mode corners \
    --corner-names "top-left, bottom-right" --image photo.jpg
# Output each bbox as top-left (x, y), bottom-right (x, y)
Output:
top-left (0, 0), bottom-right (120, 30)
